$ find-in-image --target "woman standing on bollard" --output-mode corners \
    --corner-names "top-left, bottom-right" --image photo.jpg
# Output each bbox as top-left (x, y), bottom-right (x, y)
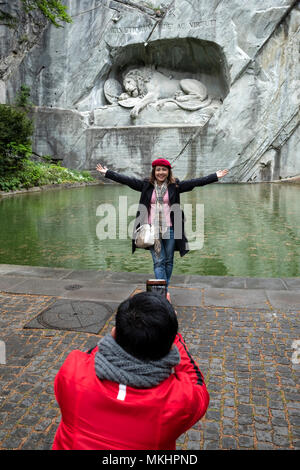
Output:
top-left (96, 159), bottom-right (228, 300)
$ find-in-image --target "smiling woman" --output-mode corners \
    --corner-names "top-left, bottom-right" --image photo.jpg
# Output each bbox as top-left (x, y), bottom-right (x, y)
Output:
top-left (96, 159), bottom-right (228, 296)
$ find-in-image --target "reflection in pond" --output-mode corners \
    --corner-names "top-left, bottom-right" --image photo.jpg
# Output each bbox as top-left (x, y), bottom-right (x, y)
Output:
top-left (0, 183), bottom-right (299, 277)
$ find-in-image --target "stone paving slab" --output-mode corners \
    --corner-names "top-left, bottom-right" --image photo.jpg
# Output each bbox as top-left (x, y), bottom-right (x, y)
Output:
top-left (265, 291), bottom-right (300, 311)
top-left (0, 276), bottom-right (27, 292)
top-left (168, 287), bottom-right (203, 307)
top-left (0, 265), bottom-right (73, 279)
top-left (61, 270), bottom-right (115, 282)
top-left (281, 278), bottom-right (300, 290)
top-left (60, 284), bottom-right (135, 303)
top-left (0, 277), bottom-right (136, 303)
top-left (245, 278), bottom-right (288, 290)
top-left (203, 287), bottom-right (272, 309)
top-left (183, 276), bottom-right (247, 289)
top-left (0, 289), bottom-right (299, 451)
top-left (2, 278), bottom-right (73, 297)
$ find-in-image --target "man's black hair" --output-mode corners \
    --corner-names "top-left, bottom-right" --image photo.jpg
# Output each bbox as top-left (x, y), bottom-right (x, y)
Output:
top-left (115, 291), bottom-right (178, 361)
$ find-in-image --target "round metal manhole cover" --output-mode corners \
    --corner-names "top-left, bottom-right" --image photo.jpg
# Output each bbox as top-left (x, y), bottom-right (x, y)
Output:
top-left (24, 300), bottom-right (115, 334)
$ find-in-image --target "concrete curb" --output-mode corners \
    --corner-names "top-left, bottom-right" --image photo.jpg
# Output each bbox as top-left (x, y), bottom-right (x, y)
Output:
top-left (0, 264), bottom-right (299, 309)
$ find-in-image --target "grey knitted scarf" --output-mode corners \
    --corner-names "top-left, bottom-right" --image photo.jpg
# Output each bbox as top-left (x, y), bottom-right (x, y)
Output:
top-left (94, 334), bottom-right (180, 389)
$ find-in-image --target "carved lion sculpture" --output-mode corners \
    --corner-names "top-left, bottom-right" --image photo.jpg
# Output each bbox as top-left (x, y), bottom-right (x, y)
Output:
top-left (117, 67), bottom-right (212, 119)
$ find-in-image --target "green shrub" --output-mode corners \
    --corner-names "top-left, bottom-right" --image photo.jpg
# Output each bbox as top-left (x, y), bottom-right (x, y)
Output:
top-left (14, 84), bottom-right (33, 110)
top-left (0, 160), bottom-right (95, 192)
top-left (0, 104), bottom-right (33, 176)
top-left (0, 86), bottom-right (95, 192)
top-left (0, 176), bottom-right (22, 192)
top-left (18, 160), bottom-right (44, 188)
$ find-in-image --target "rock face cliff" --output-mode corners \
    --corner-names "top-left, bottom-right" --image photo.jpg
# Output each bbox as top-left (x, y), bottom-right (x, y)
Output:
top-left (1, 0), bottom-right (299, 182)
top-left (0, 1), bottom-right (47, 96)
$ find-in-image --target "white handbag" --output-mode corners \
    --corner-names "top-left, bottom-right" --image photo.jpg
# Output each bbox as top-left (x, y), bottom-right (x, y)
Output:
top-left (134, 224), bottom-right (155, 248)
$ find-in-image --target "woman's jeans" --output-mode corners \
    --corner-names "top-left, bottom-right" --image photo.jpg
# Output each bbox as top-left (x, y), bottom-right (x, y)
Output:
top-left (150, 227), bottom-right (175, 290)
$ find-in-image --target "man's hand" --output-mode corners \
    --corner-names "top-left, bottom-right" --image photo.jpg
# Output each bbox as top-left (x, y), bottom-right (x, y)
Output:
top-left (216, 169), bottom-right (229, 179)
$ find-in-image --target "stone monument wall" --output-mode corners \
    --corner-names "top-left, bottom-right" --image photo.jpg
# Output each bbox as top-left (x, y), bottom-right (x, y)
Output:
top-left (0, 0), bottom-right (299, 182)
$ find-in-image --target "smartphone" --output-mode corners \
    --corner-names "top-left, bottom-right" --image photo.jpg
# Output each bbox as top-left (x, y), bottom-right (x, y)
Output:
top-left (146, 279), bottom-right (167, 298)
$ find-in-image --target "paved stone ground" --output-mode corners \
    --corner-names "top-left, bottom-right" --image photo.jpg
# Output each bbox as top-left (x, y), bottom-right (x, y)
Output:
top-left (0, 288), bottom-right (299, 450)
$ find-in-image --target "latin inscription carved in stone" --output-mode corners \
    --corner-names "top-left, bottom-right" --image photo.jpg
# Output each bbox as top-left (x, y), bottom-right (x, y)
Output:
top-left (109, 19), bottom-right (216, 34)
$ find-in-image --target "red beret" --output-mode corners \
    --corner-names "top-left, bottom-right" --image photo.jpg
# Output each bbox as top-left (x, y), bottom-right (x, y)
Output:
top-left (151, 158), bottom-right (172, 168)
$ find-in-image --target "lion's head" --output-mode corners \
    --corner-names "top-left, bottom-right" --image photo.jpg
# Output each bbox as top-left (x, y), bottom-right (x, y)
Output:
top-left (123, 68), bottom-right (153, 98)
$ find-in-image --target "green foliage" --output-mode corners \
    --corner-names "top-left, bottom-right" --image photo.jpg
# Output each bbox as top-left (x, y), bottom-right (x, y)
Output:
top-left (26, 161), bottom-right (95, 186)
top-left (41, 154), bottom-right (53, 163)
top-left (21, 0), bottom-right (72, 28)
top-left (0, 84), bottom-right (94, 192)
top-left (0, 176), bottom-right (22, 192)
top-left (0, 160), bottom-right (95, 192)
top-left (0, 103), bottom-right (33, 176)
top-left (14, 84), bottom-right (33, 110)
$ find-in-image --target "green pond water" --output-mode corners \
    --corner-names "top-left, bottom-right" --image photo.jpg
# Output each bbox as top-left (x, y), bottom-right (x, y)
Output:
top-left (0, 183), bottom-right (299, 278)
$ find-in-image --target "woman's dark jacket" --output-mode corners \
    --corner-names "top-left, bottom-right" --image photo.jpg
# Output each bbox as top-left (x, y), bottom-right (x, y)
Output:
top-left (105, 170), bottom-right (219, 257)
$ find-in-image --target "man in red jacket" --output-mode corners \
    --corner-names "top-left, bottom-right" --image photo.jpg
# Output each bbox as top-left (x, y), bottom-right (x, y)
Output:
top-left (52, 292), bottom-right (209, 450)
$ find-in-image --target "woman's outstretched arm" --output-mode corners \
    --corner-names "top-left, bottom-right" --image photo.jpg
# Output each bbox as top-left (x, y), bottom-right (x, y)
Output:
top-left (178, 169), bottom-right (229, 193)
top-left (96, 163), bottom-right (144, 192)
